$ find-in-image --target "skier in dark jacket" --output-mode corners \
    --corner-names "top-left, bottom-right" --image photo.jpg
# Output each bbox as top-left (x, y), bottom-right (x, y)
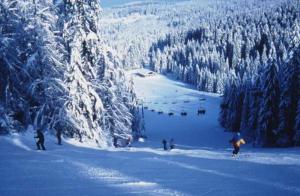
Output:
top-left (35, 129), bottom-right (46, 150)
top-left (56, 129), bottom-right (62, 145)
top-left (126, 136), bottom-right (132, 147)
top-left (169, 138), bottom-right (175, 150)
top-left (162, 139), bottom-right (168, 150)
top-left (113, 137), bottom-right (118, 148)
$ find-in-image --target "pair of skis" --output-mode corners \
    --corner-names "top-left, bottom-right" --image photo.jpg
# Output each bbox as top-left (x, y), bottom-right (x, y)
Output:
top-left (232, 153), bottom-right (250, 158)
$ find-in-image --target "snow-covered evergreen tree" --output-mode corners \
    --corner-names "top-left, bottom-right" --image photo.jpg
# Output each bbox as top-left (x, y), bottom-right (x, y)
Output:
top-left (219, 82), bottom-right (230, 129)
top-left (219, 72), bottom-right (243, 132)
top-left (0, 0), bottom-right (140, 147)
top-left (247, 78), bottom-right (262, 146)
top-left (0, 0), bottom-right (67, 133)
top-left (61, 0), bottom-right (110, 145)
top-left (276, 47), bottom-right (300, 146)
top-left (240, 82), bottom-right (252, 140)
top-left (258, 60), bottom-right (280, 147)
top-left (294, 101), bottom-right (300, 146)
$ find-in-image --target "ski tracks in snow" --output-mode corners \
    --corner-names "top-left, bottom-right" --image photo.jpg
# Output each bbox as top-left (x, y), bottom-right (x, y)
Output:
top-left (147, 157), bottom-right (300, 195)
top-left (72, 161), bottom-right (189, 196)
top-left (4, 136), bottom-right (32, 151)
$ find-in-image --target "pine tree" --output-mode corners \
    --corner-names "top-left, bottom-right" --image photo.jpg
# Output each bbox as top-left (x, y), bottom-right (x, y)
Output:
top-left (0, 0), bottom-right (67, 132)
top-left (0, 1), bottom-right (29, 132)
top-left (0, 0), bottom-right (139, 145)
top-left (219, 82), bottom-right (230, 129)
top-left (246, 77), bottom-right (262, 146)
top-left (26, 0), bottom-right (68, 130)
top-left (240, 81), bottom-right (252, 140)
top-left (62, 0), bottom-right (112, 146)
top-left (227, 80), bottom-right (244, 132)
top-left (290, 19), bottom-right (300, 50)
top-left (294, 101), bottom-right (300, 146)
top-left (276, 48), bottom-right (300, 146)
top-left (100, 50), bottom-right (139, 145)
top-left (219, 73), bottom-right (244, 132)
top-left (258, 60), bottom-right (280, 147)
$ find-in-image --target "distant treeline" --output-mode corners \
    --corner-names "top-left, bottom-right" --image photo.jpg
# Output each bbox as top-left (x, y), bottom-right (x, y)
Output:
top-left (148, 1), bottom-right (300, 146)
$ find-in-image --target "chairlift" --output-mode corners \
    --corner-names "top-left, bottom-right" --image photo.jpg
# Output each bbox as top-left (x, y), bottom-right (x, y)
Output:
top-left (168, 112), bottom-right (174, 116)
top-left (197, 108), bottom-right (206, 115)
top-left (181, 111), bottom-right (187, 116)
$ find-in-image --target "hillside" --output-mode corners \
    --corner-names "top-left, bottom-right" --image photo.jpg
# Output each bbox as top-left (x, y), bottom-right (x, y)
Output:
top-left (1, 69), bottom-right (300, 196)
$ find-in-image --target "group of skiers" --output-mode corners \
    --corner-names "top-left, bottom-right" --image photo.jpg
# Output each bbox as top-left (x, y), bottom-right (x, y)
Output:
top-left (34, 128), bottom-right (62, 150)
top-left (162, 133), bottom-right (246, 156)
top-left (162, 138), bottom-right (175, 150)
top-left (34, 128), bottom-right (245, 156)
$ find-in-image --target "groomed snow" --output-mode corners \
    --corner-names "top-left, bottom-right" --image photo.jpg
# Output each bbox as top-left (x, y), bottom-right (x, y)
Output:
top-left (1, 69), bottom-right (300, 196)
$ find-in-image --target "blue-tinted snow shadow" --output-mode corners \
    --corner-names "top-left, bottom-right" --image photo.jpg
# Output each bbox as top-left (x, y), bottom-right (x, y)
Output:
top-left (50, 135), bottom-right (300, 195)
top-left (3, 134), bottom-right (300, 196)
top-left (56, 142), bottom-right (300, 196)
top-left (0, 138), bottom-right (125, 196)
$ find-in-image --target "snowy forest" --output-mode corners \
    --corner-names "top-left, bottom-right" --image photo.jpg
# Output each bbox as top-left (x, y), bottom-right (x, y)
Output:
top-left (100, 0), bottom-right (300, 147)
top-left (0, 0), bottom-right (142, 147)
top-left (146, 1), bottom-right (300, 147)
top-left (1, 1), bottom-right (300, 195)
top-left (0, 0), bottom-right (300, 148)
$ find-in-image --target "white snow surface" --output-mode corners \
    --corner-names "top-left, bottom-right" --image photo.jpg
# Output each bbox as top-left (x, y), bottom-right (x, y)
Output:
top-left (1, 69), bottom-right (300, 196)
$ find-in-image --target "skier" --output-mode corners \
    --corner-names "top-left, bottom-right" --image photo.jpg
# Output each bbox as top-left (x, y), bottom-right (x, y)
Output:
top-left (35, 129), bottom-right (46, 150)
top-left (113, 137), bottom-right (118, 148)
top-left (229, 132), bottom-right (245, 157)
top-left (162, 139), bottom-right (168, 150)
top-left (126, 136), bottom-right (132, 147)
top-left (169, 138), bottom-right (175, 150)
top-left (56, 128), bottom-right (62, 145)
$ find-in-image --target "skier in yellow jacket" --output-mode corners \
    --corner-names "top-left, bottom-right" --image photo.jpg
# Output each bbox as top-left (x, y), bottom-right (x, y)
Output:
top-left (229, 132), bottom-right (245, 156)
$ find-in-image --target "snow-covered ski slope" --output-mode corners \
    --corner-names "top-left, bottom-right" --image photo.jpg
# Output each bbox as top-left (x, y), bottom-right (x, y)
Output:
top-left (1, 69), bottom-right (300, 196)
top-left (100, 0), bottom-right (185, 8)
top-left (130, 69), bottom-right (226, 149)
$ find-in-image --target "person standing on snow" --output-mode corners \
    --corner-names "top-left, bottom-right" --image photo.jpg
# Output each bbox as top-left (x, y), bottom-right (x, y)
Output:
top-left (162, 139), bottom-right (168, 150)
top-left (126, 136), bottom-right (133, 147)
top-left (169, 138), bottom-right (175, 150)
top-left (113, 137), bottom-right (118, 148)
top-left (56, 128), bottom-right (62, 145)
top-left (229, 132), bottom-right (245, 156)
top-left (35, 129), bottom-right (46, 150)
